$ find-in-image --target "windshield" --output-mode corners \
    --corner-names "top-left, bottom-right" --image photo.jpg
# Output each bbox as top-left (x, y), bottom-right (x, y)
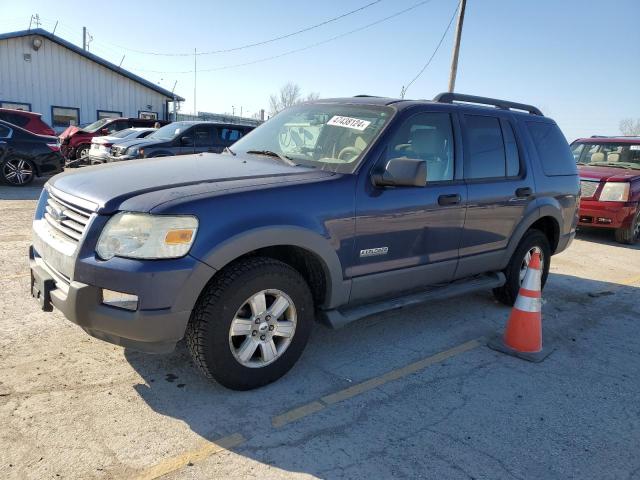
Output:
top-left (231, 103), bottom-right (394, 172)
top-left (147, 121), bottom-right (190, 141)
top-left (111, 128), bottom-right (135, 138)
top-left (572, 142), bottom-right (640, 169)
top-left (82, 118), bottom-right (112, 133)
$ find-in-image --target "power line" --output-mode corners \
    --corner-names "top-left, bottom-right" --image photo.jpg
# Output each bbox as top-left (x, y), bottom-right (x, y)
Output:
top-left (401, 1), bottom-right (458, 98)
top-left (133, 0), bottom-right (437, 75)
top-left (107, 0), bottom-right (384, 57)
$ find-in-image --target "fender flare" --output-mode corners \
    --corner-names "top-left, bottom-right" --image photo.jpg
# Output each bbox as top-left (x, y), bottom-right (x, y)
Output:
top-left (504, 202), bottom-right (562, 266)
top-left (197, 226), bottom-right (350, 309)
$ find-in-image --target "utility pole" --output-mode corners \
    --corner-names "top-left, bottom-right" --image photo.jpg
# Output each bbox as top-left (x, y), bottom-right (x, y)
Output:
top-left (447, 0), bottom-right (467, 93)
top-left (82, 26), bottom-right (87, 50)
top-left (193, 48), bottom-right (197, 116)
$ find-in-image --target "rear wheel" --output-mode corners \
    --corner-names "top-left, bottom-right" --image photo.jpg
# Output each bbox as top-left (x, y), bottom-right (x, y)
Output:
top-left (493, 229), bottom-right (551, 306)
top-left (186, 257), bottom-right (314, 390)
top-left (1, 158), bottom-right (35, 186)
top-left (614, 210), bottom-right (640, 245)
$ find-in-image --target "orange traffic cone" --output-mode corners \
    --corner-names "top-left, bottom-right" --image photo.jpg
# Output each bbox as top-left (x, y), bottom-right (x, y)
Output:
top-left (488, 251), bottom-right (553, 362)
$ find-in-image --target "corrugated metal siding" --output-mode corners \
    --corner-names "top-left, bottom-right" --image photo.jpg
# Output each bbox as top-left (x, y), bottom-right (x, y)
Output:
top-left (0, 34), bottom-right (170, 128)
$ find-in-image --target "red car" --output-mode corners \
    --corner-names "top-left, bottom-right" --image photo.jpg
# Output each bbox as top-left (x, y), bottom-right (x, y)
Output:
top-left (0, 108), bottom-right (56, 136)
top-left (571, 136), bottom-right (640, 244)
top-left (59, 117), bottom-right (167, 161)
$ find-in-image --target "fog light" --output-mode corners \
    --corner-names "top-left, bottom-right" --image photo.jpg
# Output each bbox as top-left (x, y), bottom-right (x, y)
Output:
top-left (102, 289), bottom-right (138, 311)
top-left (596, 217), bottom-right (612, 224)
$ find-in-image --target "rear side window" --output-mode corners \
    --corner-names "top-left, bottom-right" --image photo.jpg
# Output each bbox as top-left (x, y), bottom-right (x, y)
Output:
top-left (0, 124), bottom-right (11, 137)
top-left (220, 128), bottom-right (243, 142)
top-left (527, 122), bottom-right (576, 176)
top-left (464, 115), bottom-right (506, 179)
top-left (0, 112), bottom-right (28, 127)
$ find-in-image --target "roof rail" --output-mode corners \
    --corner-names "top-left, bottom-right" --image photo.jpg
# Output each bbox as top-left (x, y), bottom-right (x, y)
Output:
top-left (433, 92), bottom-right (543, 116)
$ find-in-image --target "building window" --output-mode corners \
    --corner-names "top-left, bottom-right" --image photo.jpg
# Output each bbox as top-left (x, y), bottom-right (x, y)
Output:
top-left (138, 111), bottom-right (158, 120)
top-left (97, 110), bottom-right (122, 120)
top-left (1, 101), bottom-right (31, 111)
top-left (52, 106), bottom-right (80, 128)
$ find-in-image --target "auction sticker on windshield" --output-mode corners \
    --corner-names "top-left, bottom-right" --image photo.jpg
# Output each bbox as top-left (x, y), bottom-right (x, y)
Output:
top-left (327, 116), bottom-right (371, 131)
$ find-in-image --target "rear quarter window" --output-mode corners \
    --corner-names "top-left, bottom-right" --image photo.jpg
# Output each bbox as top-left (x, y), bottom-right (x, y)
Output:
top-left (527, 121), bottom-right (576, 176)
top-left (0, 112), bottom-right (29, 127)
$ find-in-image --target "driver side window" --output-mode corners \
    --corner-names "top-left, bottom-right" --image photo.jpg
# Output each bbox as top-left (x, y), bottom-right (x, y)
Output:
top-left (387, 112), bottom-right (454, 182)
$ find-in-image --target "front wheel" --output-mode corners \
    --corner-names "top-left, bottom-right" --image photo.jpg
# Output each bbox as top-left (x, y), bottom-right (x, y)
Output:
top-left (186, 257), bottom-right (314, 390)
top-left (493, 229), bottom-right (551, 306)
top-left (614, 210), bottom-right (640, 245)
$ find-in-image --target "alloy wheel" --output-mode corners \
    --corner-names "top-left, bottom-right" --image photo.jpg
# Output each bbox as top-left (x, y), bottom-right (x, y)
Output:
top-left (519, 246), bottom-right (543, 284)
top-left (2, 159), bottom-right (34, 185)
top-left (228, 289), bottom-right (297, 368)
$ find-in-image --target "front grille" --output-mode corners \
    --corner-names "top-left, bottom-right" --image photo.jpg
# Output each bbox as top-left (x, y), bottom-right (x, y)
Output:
top-left (580, 180), bottom-right (599, 198)
top-left (44, 191), bottom-right (92, 243)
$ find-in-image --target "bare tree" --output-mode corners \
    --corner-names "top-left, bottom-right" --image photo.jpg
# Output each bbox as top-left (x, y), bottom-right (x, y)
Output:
top-left (620, 118), bottom-right (640, 136)
top-left (268, 83), bottom-right (319, 116)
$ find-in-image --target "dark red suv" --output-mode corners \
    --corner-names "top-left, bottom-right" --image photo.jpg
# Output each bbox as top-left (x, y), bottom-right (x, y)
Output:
top-left (59, 117), bottom-right (167, 160)
top-left (0, 108), bottom-right (56, 136)
top-left (571, 136), bottom-right (640, 244)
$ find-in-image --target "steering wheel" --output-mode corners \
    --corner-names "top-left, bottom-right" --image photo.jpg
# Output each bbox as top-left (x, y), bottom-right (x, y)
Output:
top-left (337, 146), bottom-right (362, 162)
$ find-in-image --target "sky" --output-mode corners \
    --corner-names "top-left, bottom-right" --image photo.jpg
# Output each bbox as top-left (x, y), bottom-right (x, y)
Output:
top-left (1, 0), bottom-right (639, 141)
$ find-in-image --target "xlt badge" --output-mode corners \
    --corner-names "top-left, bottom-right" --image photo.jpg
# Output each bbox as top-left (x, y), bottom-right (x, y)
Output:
top-left (360, 247), bottom-right (389, 258)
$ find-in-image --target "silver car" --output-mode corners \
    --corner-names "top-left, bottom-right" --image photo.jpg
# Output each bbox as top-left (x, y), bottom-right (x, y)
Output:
top-left (88, 128), bottom-right (155, 164)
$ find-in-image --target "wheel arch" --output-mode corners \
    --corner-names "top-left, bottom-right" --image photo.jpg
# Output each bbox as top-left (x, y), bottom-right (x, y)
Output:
top-left (197, 227), bottom-right (350, 309)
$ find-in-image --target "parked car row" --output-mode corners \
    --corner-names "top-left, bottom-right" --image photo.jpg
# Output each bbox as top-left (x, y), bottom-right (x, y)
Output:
top-left (0, 105), bottom-right (256, 185)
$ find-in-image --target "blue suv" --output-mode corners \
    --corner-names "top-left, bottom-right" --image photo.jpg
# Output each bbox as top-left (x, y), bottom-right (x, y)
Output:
top-left (30, 93), bottom-right (579, 390)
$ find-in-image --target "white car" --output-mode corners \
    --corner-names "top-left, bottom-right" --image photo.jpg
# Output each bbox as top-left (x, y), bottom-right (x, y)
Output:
top-left (88, 128), bottom-right (155, 164)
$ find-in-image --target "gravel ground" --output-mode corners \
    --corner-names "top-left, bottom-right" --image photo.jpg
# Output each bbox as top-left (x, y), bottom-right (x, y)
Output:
top-left (1, 180), bottom-right (639, 480)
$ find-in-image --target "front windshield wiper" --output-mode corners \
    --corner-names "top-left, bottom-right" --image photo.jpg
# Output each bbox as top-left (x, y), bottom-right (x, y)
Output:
top-left (245, 150), bottom-right (297, 166)
top-left (224, 146), bottom-right (236, 156)
top-left (591, 162), bottom-right (635, 169)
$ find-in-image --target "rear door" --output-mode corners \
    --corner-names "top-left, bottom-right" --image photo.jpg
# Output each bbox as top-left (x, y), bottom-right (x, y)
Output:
top-left (456, 112), bottom-right (534, 277)
top-left (193, 124), bottom-right (217, 153)
top-left (351, 109), bottom-right (467, 302)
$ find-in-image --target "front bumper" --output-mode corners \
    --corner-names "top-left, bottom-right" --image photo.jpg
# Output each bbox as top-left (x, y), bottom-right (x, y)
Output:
top-left (578, 200), bottom-right (638, 229)
top-left (30, 244), bottom-right (216, 353)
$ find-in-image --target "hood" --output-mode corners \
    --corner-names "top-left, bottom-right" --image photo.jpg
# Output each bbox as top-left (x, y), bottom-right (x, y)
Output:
top-left (59, 125), bottom-right (79, 140)
top-left (112, 137), bottom-right (158, 150)
top-left (578, 164), bottom-right (640, 182)
top-left (92, 135), bottom-right (120, 145)
top-left (48, 153), bottom-right (334, 213)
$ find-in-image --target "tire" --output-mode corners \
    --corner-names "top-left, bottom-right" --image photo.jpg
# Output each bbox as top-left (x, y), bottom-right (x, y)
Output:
top-left (1, 158), bottom-right (35, 186)
top-left (614, 209), bottom-right (640, 245)
top-left (75, 144), bottom-right (90, 161)
top-left (186, 257), bottom-right (314, 390)
top-left (493, 229), bottom-right (551, 306)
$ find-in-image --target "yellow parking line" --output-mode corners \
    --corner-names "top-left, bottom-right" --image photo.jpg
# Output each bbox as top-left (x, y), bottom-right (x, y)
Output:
top-left (618, 274), bottom-right (640, 287)
top-left (135, 432), bottom-right (246, 480)
top-left (272, 337), bottom-right (482, 428)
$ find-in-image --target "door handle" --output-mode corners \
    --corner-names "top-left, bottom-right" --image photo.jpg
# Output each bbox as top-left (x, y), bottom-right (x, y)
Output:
top-left (515, 187), bottom-right (533, 198)
top-left (438, 194), bottom-right (461, 206)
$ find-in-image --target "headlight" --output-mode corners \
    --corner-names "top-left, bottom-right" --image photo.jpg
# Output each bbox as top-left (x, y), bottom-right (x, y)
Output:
top-left (96, 212), bottom-right (198, 260)
top-left (599, 182), bottom-right (630, 202)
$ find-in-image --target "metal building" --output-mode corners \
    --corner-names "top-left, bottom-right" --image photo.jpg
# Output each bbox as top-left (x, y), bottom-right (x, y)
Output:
top-left (0, 28), bottom-right (184, 132)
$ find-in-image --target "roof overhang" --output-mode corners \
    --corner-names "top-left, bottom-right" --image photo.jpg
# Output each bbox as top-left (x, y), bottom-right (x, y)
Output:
top-left (0, 29), bottom-right (185, 101)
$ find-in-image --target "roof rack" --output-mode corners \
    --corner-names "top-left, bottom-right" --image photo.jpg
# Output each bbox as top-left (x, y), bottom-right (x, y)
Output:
top-left (433, 93), bottom-right (543, 116)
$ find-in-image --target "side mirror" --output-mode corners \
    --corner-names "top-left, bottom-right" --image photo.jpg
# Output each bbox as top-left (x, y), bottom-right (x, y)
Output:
top-left (180, 136), bottom-right (193, 146)
top-left (372, 157), bottom-right (427, 187)
top-left (100, 128), bottom-right (109, 135)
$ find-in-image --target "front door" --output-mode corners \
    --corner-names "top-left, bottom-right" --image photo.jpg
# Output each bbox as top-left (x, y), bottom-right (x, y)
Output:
top-left (350, 110), bottom-right (467, 303)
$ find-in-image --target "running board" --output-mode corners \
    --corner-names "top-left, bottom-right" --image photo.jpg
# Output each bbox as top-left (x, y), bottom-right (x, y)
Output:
top-left (320, 272), bottom-right (506, 329)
